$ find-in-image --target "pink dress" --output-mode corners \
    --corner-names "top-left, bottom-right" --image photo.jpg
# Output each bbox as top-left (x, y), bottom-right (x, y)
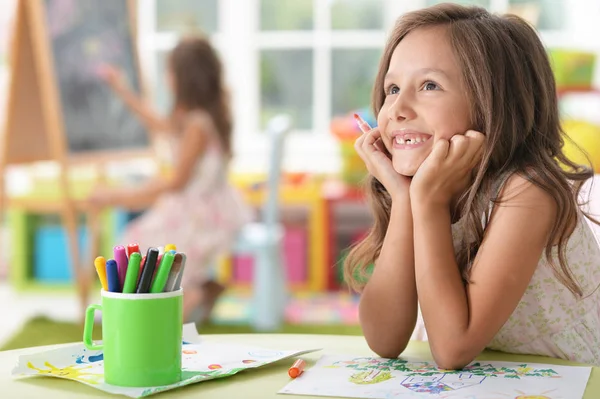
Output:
top-left (121, 113), bottom-right (252, 288)
top-left (412, 174), bottom-right (600, 366)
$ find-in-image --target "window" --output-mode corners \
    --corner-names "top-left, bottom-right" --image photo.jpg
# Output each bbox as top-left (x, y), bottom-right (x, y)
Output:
top-left (138, 0), bottom-right (598, 173)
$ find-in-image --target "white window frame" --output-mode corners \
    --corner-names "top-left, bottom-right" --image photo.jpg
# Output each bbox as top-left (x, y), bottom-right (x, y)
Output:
top-left (137, 0), bottom-right (600, 174)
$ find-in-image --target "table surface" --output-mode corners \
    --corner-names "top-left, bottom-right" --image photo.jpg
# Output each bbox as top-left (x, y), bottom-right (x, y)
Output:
top-left (1, 334), bottom-right (598, 399)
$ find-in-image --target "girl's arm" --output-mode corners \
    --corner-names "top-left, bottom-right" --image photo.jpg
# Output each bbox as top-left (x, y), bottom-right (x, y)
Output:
top-left (90, 116), bottom-right (209, 209)
top-left (412, 174), bottom-right (555, 369)
top-left (98, 65), bottom-right (170, 134)
top-left (359, 194), bottom-right (418, 358)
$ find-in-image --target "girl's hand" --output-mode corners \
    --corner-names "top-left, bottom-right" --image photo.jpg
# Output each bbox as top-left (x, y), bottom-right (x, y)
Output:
top-left (353, 114), bottom-right (411, 200)
top-left (410, 130), bottom-right (485, 208)
top-left (88, 189), bottom-right (114, 209)
top-left (96, 64), bottom-right (128, 92)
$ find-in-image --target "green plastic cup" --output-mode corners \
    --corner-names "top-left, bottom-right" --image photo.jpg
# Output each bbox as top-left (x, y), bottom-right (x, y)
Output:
top-left (83, 289), bottom-right (183, 387)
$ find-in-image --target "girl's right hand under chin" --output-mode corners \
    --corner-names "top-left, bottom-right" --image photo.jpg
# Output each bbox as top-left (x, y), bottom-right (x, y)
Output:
top-left (353, 114), bottom-right (410, 201)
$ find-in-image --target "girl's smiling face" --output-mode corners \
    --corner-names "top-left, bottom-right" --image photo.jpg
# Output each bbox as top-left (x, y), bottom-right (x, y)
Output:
top-left (377, 25), bottom-right (472, 177)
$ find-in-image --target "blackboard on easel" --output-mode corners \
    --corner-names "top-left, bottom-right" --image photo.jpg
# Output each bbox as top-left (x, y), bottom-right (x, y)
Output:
top-left (0, 0), bottom-right (151, 314)
top-left (44, 0), bottom-right (148, 155)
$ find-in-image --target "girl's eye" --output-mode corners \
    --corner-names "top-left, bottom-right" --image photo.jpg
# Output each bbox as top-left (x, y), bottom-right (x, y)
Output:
top-left (423, 81), bottom-right (439, 91)
top-left (386, 85), bottom-right (399, 95)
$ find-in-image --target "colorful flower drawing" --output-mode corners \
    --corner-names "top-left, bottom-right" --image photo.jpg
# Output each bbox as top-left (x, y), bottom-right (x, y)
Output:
top-left (401, 373), bottom-right (487, 393)
top-left (26, 361), bottom-right (102, 385)
top-left (349, 370), bottom-right (394, 385)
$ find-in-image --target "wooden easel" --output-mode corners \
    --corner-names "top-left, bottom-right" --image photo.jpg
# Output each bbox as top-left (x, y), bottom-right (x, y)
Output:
top-left (0, 0), bottom-right (151, 317)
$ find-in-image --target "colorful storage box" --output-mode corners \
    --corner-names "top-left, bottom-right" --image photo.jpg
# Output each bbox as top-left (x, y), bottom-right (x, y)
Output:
top-left (34, 225), bottom-right (88, 282)
top-left (548, 49), bottom-right (596, 89)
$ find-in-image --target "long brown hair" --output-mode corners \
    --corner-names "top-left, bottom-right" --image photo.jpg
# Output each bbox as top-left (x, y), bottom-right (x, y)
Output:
top-left (169, 35), bottom-right (233, 156)
top-left (344, 3), bottom-right (593, 296)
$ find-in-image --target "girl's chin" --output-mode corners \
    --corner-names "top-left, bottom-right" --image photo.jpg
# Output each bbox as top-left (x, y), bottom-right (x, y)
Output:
top-left (392, 157), bottom-right (423, 178)
top-left (392, 164), bottom-right (419, 177)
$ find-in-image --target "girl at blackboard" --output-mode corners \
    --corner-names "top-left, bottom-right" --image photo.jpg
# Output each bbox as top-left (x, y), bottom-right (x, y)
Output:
top-left (91, 36), bottom-right (251, 323)
top-left (344, 3), bottom-right (600, 368)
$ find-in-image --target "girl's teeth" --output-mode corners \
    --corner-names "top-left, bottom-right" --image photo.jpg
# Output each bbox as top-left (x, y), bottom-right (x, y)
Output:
top-left (395, 135), bottom-right (430, 145)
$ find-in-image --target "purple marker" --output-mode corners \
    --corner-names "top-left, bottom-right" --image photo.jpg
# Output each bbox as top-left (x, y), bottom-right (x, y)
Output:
top-left (114, 245), bottom-right (128, 290)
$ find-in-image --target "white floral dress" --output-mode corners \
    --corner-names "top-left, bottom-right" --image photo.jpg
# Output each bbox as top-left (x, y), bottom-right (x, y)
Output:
top-left (121, 113), bottom-right (252, 288)
top-left (412, 176), bottom-right (600, 366)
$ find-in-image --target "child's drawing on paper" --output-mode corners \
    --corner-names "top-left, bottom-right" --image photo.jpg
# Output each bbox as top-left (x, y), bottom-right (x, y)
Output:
top-left (349, 369), bottom-right (394, 384)
top-left (279, 355), bottom-right (591, 399)
top-left (27, 361), bottom-right (103, 385)
top-left (14, 342), bottom-right (318, 398)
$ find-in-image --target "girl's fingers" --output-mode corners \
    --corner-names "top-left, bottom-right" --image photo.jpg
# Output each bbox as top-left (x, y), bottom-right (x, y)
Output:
top-left (362, 129), bottom-right (383, 154)
top-left (429, 139), bottom-right (450, 162)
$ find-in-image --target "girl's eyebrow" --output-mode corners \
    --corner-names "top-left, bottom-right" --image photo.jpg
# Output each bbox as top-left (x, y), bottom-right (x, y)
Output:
top-left (417, 67), bottom-right (449, 77)
top-left (384, 67), bottom-right (449, 81)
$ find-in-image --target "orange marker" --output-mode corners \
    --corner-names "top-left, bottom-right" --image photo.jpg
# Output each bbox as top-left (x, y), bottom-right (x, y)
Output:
top-left (288, 359), bottom-right (306, 378)
top-left (94, 256), bottom-right (108, 291)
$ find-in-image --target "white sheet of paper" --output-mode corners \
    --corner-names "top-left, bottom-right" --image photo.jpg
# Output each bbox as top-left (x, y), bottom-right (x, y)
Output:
top-left (182, 323), bottom-right (201, 343)
top-left (12, 341), bottom-right (320, 398)
top-left (279, 354), bottom-right (592, 399)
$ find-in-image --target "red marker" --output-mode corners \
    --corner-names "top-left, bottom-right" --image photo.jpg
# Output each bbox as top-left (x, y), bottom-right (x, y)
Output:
top-left (127, 243), bottom-right (140, 258)
top-left (288, 359), bottom-right (306, 378)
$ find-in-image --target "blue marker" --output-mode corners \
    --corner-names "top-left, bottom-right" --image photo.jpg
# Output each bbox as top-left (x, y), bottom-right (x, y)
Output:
top-left (106, 259), bottom-right (120, 293)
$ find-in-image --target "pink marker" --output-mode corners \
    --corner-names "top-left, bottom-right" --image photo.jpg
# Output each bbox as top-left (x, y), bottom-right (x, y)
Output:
top-left (113, 245), bottom-right (128, 290)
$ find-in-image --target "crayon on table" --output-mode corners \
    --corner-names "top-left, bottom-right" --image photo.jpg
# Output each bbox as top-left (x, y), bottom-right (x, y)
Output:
top-left (113, 245), bottom-right (128, 291)
top-left (122, 252), bottom-right (142, 294)
top-left (94, 256), bottom-right (108, 291)
top-left (150, 252), bottom-right (175, 293)
top-left (136, 248), bottom-right (159, 294)
top-left (164, 244), bottom-right (177, 252)
top-left (106, 259), bottom-right (120, 293)
top-left (288, 359), bottom-right (306, 378)
top-left (126, 243), bottom-right (140, 258)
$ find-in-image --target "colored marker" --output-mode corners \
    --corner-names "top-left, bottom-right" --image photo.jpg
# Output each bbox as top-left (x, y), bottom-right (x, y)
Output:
top-left (136, 248), bottom-right (159, 293)
top-left (106, 259), bottom-right (120, 293)
top-left (165, 244), bottom-right (177, 252)
top-left (94, 256), bottom-right (108, 291)
top-left (164, 253), bottom-right (184, 292)
top-left (114, 245), bottom-right (128, 290)
top-left (126, 243), bottom-right (140, 258)
top-left (173, 253), bottom-right (187, 290)
top-left (150, 251), bottom-right (175, 293)
top-left (137, 255), bottom-right (146, 286)
top-left (288, 359), bottom-right (306, 378)
top-left (353, 113), bottom-right (371, 133)
top-left (122, 252), bottom-right (142, 293)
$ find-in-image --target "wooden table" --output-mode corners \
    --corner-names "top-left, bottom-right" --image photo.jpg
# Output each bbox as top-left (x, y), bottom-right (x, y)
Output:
top-left (1, 334), bottom-right (598, 398)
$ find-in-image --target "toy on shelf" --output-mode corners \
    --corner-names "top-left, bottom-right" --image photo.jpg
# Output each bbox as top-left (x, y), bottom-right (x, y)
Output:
top-left (548, 49), bottom-right (596, 91)
top-left (330, 108), bottom-right (376, 186)
top-left (562, 119), bottom-right (600, 173)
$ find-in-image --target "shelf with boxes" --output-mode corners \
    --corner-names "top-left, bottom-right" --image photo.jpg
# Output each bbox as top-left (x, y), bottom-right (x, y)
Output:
top-left (8, 202), bottom-right (118, 291)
